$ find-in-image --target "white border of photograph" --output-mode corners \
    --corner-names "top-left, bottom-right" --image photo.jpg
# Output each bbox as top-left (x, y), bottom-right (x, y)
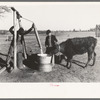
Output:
top-left (0, 2), bottom-right (100, 98)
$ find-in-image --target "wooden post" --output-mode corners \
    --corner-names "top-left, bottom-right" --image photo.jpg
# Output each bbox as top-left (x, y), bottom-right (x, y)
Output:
top-left (23, 40), bottom-right (27, 59)
top-left (51, 54), bottom-right (55, 67)
top-left (13, 11), bottom-right (17, 69)
top-left (34, 24), bottom-right (43, 54)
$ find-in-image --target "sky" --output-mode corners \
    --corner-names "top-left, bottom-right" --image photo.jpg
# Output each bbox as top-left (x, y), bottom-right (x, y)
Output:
top-left (0, 2), bottom-right (100, 30)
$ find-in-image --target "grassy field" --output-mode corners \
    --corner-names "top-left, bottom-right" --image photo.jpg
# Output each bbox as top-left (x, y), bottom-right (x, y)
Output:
top-left (0, 31), bottom-right (100, 82)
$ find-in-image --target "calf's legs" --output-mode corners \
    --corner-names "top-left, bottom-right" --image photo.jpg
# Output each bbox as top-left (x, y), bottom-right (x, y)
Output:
top-left (85, 51), bottom-right (95, 67)
top-left (66, 56), bottom-right (73, 69)
top-left (91, 52), bottom-right (96, 66)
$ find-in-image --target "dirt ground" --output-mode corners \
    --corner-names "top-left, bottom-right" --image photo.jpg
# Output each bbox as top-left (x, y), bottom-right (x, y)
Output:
top-left (0, 31), bottom-right (100, 82)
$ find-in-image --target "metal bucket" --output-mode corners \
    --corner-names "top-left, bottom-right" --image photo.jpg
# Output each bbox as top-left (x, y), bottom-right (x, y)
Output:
top-left (38, 64), bottom-right (53, 72)
top-left (37, 54), bottom-right (52, 64)
top-left (37, 54), bottom-right (52, 72)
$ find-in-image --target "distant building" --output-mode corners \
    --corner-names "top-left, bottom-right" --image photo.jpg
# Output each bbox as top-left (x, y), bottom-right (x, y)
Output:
top-left (95, 25), bottom-right (100, 37)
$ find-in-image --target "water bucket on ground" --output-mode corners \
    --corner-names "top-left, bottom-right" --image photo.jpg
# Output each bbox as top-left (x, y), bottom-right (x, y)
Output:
top-left (37, 54), bottom-right (53, 72)
top-left (38, 64), bottom-right (53, 72)
top-left (37, 54), bottom-right (52, 64)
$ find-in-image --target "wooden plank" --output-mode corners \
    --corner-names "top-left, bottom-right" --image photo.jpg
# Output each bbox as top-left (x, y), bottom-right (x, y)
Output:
top-left (0, 67), bottom-right (6, 74)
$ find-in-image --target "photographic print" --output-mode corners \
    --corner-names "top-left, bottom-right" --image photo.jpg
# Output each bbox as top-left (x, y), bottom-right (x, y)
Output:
top-left (0, 1), bottom-right (100, 98)
top-left (0, 2), bottom-right (100, 83)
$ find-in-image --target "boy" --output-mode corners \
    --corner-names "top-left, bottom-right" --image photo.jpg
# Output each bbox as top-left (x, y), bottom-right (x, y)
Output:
top-left (6, 13), bottom-right (34, 73)
top-left (45, 30), bottom-right (58, 54)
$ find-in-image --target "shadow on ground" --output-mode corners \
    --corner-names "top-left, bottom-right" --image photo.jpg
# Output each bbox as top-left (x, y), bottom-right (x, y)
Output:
top-left (59, 59), bottom-right (93, 69)
top-left (0, 52), bottom-right (7, 69)
top-left (23, 53), bottom-right (39, 71)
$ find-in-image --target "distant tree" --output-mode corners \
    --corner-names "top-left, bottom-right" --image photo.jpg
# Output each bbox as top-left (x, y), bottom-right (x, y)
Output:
top-left (73, 29), bottom-right (76, 32)
top-left (0, 6), bottom-right (11, 17)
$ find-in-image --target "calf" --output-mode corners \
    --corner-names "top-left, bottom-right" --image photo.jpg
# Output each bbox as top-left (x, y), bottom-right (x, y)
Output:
top-left (52, 36), bottom-right (97, 69)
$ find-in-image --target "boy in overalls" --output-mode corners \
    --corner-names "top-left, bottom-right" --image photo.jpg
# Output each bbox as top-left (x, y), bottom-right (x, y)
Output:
top-left (6, 13), bottom-right (34, 73)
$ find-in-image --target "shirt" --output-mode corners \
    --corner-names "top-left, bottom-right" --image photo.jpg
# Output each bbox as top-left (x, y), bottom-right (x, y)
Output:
top-left (48, 35), bottom-right (52, 47)
top-left (45, 35), bottom-right (58, 47)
